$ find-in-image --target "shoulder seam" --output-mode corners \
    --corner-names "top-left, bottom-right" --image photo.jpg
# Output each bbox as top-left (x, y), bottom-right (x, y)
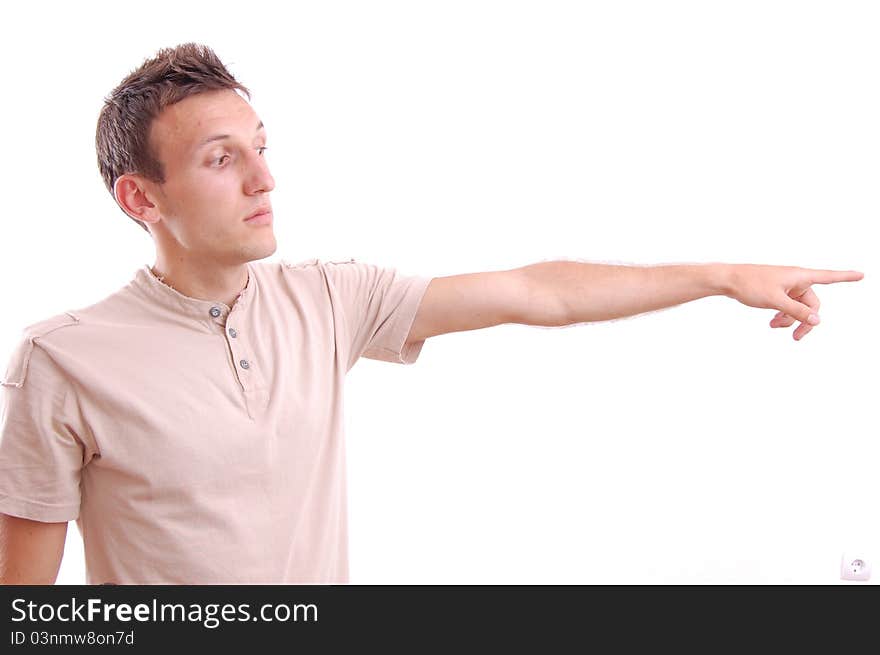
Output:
top-left (2, 313), bottom-right (80, 388)
top-left (25, 311), bottom-right (81, 340)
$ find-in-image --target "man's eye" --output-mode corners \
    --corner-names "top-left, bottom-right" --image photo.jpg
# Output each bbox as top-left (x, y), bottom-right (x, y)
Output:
top-left (213, 147), bottom-right (266, 167)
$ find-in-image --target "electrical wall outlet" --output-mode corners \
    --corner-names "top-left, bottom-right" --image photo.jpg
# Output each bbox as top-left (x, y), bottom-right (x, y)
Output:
top-left (840, 553), bottom-right (871, 581)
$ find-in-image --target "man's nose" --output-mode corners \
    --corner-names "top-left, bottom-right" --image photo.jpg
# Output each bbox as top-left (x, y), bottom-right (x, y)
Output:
top-left (245, 151), bottom-right (275, 194)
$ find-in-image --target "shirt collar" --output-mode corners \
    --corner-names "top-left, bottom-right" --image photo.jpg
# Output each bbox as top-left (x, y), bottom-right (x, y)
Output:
top-left (132, 263), bottom-right (254, 329)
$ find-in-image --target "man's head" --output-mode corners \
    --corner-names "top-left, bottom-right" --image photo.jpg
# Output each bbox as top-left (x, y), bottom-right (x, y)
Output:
top-left (95, 43), bottom-right (276, 266)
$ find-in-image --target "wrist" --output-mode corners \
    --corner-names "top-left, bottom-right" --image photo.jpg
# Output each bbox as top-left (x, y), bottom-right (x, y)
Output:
top-left (710, 263), bottom-right (735, 297)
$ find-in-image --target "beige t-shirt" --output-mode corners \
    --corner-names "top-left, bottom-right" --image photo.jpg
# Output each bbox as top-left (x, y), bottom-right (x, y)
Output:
top-left (0, 257), bottom-right (432, 584)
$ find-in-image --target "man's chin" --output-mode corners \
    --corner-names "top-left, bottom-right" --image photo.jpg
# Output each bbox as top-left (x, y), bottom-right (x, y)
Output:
top-left (240, 238), bottom-right (277, 264)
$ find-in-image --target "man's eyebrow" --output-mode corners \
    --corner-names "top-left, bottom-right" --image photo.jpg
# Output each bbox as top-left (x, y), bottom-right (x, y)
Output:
top-left (195, 120), bottom-right (265, 150)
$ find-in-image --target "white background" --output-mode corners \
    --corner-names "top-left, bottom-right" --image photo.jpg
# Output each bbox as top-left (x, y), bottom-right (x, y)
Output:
top-left (0, 1), bottom-right (875, 584)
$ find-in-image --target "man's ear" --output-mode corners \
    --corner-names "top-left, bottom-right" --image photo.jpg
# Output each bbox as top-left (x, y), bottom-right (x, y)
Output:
top-left (114, 174), bottom-right (161, 228)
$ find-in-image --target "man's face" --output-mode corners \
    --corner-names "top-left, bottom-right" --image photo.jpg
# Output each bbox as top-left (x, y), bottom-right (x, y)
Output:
top-left (143, 89), bottom-right (277, 265)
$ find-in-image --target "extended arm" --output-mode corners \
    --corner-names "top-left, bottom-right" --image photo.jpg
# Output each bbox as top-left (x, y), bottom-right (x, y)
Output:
top-left (405, 259), bottom-right (863, 345)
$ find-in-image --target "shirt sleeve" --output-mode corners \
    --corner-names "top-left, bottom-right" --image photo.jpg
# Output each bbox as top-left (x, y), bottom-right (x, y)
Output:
top-left (320, 259), bottom-right (433, 371)
top-left (0, 335), bottom-right (92, 523)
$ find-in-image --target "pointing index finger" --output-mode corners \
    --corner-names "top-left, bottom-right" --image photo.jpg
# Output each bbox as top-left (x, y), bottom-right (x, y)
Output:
top-left (810, 269), bottom-right (865, 284)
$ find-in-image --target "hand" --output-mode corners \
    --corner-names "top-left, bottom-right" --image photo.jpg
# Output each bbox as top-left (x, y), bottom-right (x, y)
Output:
top-left (725, 264), bottom-right (865, 341)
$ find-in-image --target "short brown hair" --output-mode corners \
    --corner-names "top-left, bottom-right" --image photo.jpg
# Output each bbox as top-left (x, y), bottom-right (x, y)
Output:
top-left (95, 43), bottom-right (251, 234)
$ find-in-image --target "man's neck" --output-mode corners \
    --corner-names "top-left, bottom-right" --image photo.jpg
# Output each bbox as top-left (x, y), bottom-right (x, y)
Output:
top-left (150, 258), bottom-right (249, 309)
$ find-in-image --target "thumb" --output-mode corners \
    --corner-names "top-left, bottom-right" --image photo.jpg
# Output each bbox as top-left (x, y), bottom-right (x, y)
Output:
top-left (780, 297), bottom-right (819, 325)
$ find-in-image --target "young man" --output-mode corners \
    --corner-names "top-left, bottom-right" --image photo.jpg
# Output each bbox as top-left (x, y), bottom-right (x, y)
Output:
top-left (0, 44), bottom-right (864, 585)
top-left (0, 43), bottom-right (442, 584)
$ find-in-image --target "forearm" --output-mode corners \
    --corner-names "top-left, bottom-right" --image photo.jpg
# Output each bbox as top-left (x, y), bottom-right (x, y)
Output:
top-left (522, 260), bottom-right (732, 325)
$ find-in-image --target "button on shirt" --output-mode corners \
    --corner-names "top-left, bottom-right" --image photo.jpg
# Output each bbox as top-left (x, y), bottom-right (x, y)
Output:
top-left (0, 258), bottom-right (433, 584)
